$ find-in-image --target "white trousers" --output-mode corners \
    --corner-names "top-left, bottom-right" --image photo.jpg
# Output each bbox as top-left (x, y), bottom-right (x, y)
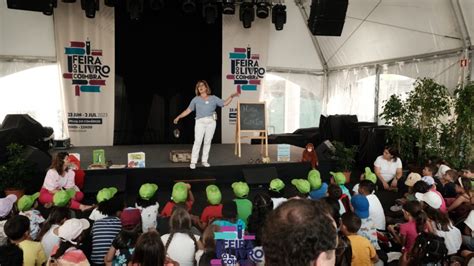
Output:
top-left (191, 117), bottom-right (216, 164)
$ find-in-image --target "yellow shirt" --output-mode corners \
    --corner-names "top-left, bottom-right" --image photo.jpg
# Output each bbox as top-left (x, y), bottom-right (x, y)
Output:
top-left (347, 234), bottom-right (377, 266)
top-left (19, 239), bottom-right (47, 266)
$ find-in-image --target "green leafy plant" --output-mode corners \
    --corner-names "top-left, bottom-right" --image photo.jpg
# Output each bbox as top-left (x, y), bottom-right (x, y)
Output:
top-left (0, 143), bottom-right (34, 191)
top-left (331, 141), bottom-right (357, 172)
top-left (440, 82), bottom-right (474, 168)
top-left (380, 78), bottom-right (452, 165)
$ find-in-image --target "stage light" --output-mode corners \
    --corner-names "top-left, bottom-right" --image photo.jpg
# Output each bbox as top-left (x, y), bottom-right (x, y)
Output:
top-left (239, 0), bottom-right (254, 29)
top-left (272, 4), bottom-right (286, 31)
top-left (222, 0), bottom-right (235, 15)
top-left (181, 0), bottom-right (196, 14)
top-left (256, 0), bottom-right (270, 19)
top-left (104, 0), bottom-right (114, 7)
top-left (127, 0), bottom-right (144, 20)
top-left (42, 0), bottom-right (56, 15)
top-left (149, 0), bottom-right (165, 10)
top-left (202, 1), bottom-right (218, 24)
top-left (81, 0), bottom-right (99, 18)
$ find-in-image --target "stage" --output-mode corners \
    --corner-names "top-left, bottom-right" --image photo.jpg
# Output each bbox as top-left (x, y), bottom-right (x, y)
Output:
top-left (62, 144), bottom-right (311, 207)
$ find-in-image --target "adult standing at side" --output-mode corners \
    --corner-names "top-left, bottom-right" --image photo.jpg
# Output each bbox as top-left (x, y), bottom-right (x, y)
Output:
top-left (39, 152), bottom-right (93, 211)
top-left (174, 80), bottom-right (239, 169)
top-left (374, 146), bottom-right (403, 191)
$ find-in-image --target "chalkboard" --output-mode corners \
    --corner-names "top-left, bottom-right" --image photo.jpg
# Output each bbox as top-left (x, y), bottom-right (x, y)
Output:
top-left (239, 103), bottom-right (265, 131)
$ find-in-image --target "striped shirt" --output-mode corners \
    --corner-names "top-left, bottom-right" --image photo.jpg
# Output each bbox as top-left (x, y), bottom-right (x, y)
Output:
top-left (91, 216), bottom-right (121, 264)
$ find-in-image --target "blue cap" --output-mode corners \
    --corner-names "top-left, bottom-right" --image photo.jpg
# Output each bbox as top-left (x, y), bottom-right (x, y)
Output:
top-left (309, 183), bottom-right (328, 200)
top-left (351, 194), bottom-right (369, 219)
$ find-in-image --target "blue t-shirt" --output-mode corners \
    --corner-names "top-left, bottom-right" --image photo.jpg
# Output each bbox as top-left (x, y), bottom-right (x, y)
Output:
top-left (188, 95), bottom-right (225, 119)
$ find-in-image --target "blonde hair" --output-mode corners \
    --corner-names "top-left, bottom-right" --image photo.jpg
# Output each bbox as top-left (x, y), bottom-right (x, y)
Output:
top-left (195, 80), bottom-right (211, 96)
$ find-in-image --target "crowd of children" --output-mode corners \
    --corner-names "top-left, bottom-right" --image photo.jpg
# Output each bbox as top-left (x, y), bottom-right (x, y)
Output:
top-left (0, 156), bottom-right (473, 266)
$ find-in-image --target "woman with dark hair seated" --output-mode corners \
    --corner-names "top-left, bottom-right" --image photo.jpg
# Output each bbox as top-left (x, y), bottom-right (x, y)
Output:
top-left (39, 152), bottom-right (92, 211)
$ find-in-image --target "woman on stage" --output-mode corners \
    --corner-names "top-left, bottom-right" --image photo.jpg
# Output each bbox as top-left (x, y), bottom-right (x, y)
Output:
top-left (39, 152), bottom-right (93, 211)
top-left (174, 80), bottom-right (239, 169)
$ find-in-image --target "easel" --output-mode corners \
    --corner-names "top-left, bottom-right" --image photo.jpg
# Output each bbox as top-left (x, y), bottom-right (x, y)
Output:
top-left (234, 101), bottom-right (268, 158)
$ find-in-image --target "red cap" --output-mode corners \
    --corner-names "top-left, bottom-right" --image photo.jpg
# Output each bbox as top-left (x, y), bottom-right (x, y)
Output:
top-left (120, 208), bottom-right (141, 229)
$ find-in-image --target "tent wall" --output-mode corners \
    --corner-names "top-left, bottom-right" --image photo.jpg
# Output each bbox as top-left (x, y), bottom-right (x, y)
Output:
top-left (0, 0), bottom-right (55, 58)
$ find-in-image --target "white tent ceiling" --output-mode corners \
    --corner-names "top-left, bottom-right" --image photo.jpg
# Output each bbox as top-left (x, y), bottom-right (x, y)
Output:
top-left (294, 0), bottom-right (473, 70)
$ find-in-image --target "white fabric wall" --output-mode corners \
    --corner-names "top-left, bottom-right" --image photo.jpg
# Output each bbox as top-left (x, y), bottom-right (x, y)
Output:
top-left (267, 0), bottom-right (322, 70)
top-left (325, 67), bottom-right (376, 122)
top-left (0, 0), bottom-right (55, 57)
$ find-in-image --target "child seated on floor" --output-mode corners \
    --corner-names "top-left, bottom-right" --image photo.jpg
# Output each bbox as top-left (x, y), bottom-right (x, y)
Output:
top-left (193, 184), bottom-right (223, 231)
top-left (308, 169), bottom-right (328, 200)
top-left (328, 184), bottom-right (351, 215)
top-left (232, 182), bottom-right (252, 226)
top-left (17, 192), bottom-right (45, 241)
top-left (289, 179), bottom-right (311, 199)
top-left (4, 215), bottom-right (47, 266)
top-left (135, 183), bottom-right (160, 232)
top-left (352, 167), bottom-right (377, 195)
top-left (390, 172), bottom-right (421, 212)
top-left (0, 194), bottom-right (17, 245)
top-left (161, 182), bottom-right (195, 217)
top-left (331, 171), bottom-right (351, 199)
top-left (89, 187), bottom-right (118, 221)
top-left (268, 178), bottom-right (287, 208)
top-left (440, 169), bottom-right (458, 199)
top-left (341, 212), bottom-right (379, 265)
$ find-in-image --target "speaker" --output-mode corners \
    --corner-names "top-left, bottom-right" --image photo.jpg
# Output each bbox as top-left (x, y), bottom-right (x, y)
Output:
top-left (242, 167), bottom-right (277, 188)
top-left (22, 145), bottom-right (52, 193)
top-left (6, 0), bottom-right (55, 13)
top-left (308, 0), bottom-right (348, 36)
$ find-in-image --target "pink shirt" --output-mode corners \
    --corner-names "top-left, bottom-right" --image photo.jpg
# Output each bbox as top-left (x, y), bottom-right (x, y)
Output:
top-left (430, 188), bottom-right (447, 213)
top-left (399, 220), bottom-right (418, 252)
top-left (42, 169), bottom-right (78, 191)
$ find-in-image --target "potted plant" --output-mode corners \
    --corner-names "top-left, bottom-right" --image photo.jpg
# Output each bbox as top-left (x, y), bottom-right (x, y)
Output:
top-left (331, 141), bottom-right (357, 183)
top-left (0, 143), bottom-right (34, 199)
top-left (381, 78), bottom-right (452, 165)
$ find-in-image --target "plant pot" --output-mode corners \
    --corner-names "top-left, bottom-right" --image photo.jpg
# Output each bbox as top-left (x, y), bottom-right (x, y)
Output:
top-left (4, 188), bottom-right (25, 200)
top-left (343, 171), bottom-right (351, 184)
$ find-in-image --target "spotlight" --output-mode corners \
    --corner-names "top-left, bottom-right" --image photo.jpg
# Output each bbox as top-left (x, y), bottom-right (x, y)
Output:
top-left (272, 4), bottom-right (286, 31)
top-left (239, 0), bottom-right (254, 29)
top-left (181, 0), bottom-right (196, 14)
top-left (149, 0), bottom-right (165, 10)
top-left (202, 1), bottom-right (218, 24)
top-left (127, 0), bottom-right (144, 20)
top-left (81, 0), bottom-right (99, 18)
top-left (104, 0), bottom-right (114, 7)
top-left (42, 0), bottom-right (56, 15)
top-left (256, 0), bottom-right (269, 19)
top-left (222, 0), bottom-right (235, 15)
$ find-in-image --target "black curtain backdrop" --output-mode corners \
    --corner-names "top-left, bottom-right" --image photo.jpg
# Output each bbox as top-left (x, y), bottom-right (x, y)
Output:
top-left (115, 1), bottom-right (222, 145)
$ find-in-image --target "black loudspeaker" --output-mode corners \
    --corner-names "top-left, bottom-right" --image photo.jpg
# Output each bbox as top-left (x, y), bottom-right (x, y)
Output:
top-left (242, 167), bottom-right (277, 188)
top-left (308, 0), bottom-right (348, 36)
top-left (316, 140), bottom-right (336, 162)
top-left (6, 0), bottom-right (55, 13)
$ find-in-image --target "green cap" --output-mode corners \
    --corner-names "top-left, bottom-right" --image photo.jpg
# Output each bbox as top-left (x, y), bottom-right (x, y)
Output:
top-left (96, 187), bottom-right (118, 203)
top-left (206, 185), bottom-right (222, 205)
top-left (172, 182), bottom-right (188, 203)
top-left (330, 171), bottom-right (346, 185)
top-left (364, 167), bottom-right (377, 184)
top-left (269, 178), bottom-right (285, 192)
top-left (139, 183), bottom-right (158, 200)
top-left (291, 179), bottom-right (311, 194)
top-left (53, 189), bottom-right (76, 207)
top-left (307, 169), bottom-right (322, 190)
top-left (17, 192), bottom-right (39, 212)
top-left (232, 182), bottom-right (249, 198)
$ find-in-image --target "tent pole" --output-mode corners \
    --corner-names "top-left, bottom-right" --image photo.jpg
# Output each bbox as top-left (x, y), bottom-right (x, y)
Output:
top-left (374, 64), bottom-right (381, 123)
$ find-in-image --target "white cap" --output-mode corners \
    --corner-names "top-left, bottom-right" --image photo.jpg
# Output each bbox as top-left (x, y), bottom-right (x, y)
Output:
top-left (55, 218), bottom-right (90, 245)
top-left (437, 164), bottom-right (451, 178)
top-left (422, 176), bottom-right (435, 186)
top-left (0, 194), bottom-right (17, 218)
top-left (415, 191), bottom-right (442, 209)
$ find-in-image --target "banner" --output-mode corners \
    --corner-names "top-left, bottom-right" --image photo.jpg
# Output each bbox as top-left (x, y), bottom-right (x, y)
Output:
top-left (221, 9), bottom-right (270, 143)
top-left (54, 2), bottom-right (115, 146)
